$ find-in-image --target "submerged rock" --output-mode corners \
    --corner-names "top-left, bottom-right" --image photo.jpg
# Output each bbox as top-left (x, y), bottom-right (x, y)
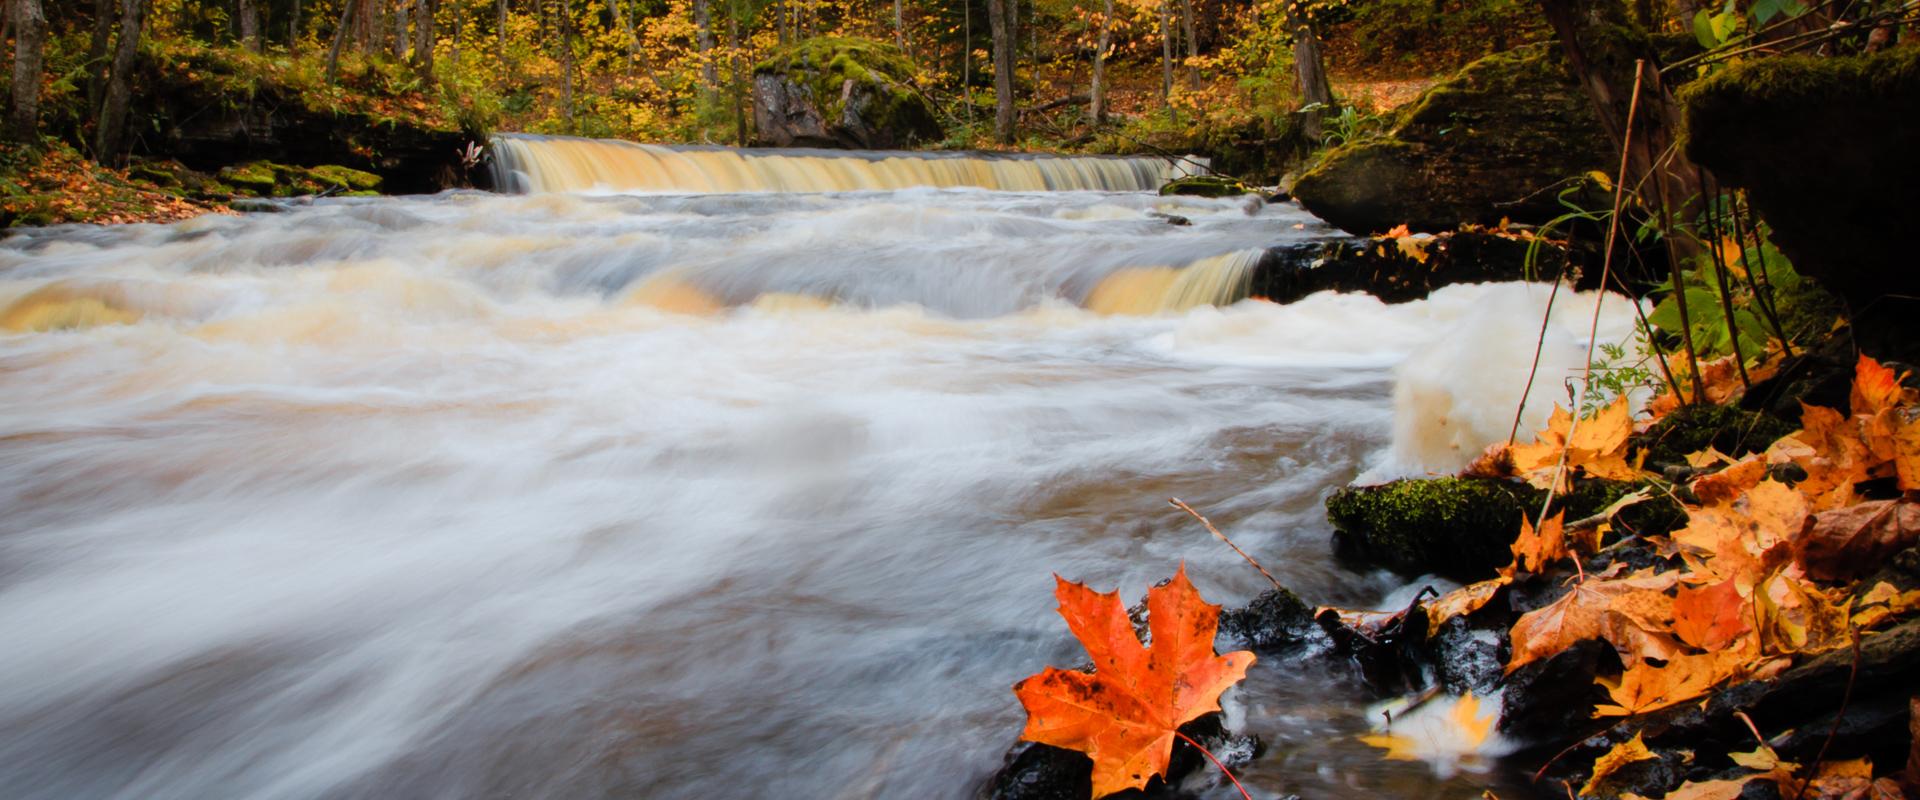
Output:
top-left (1157, 175), bottom-right (1254, 198)
top-left (1218, 586), bottom-right (1316, 651)
top-left (752, 37), bottom-right (943, 150)
top-left (1289, 43), bottom-right (1613, 235)
top-left (1682, 46), bottom-right (1920, 361)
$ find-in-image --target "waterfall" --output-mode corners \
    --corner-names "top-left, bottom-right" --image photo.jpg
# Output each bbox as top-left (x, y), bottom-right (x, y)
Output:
top-left (489, 134), bottom-right (1208, 194)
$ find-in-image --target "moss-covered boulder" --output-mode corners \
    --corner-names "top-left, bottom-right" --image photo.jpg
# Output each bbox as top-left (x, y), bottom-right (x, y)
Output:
top-left (1682, 47), bottom-right (1920, 360)
top-left (1634, 402), bottom-right (1797, 467)
top-left (751, 37), bottom-right (942, 150)
top-left (1327, 476), bottom-right (1683, 581)
top-left (1290, 43), bottom-right (1613, 235)
top-left (1158, 175), bottom-right (1254, 198)
top-left (1328, 477), bottom-right (1543, 581)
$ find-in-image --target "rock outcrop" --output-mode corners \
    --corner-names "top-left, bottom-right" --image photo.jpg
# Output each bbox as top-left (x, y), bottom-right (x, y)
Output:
top-left (752, 37), bottom-right (943, 150)
top-left (1682, 46), bottom-right (1920, 361)
top-left (1289, 44), bottom-right (1613, 235)
top-left (130, 47), bottom-right (476, 194)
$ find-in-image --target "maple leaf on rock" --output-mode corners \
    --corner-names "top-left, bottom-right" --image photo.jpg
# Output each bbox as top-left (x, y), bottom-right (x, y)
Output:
top-left (1013, 565), bottom-right (1255, 799)
top-left (1510, 398), bottom-right (1641, 492)
top-left (1581, 732), bottom-right (1660, 796)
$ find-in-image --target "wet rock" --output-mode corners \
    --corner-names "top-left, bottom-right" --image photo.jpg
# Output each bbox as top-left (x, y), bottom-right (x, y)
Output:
top-left (1682, 46), bottom-right (1920, 364)
top-left (1289, 43), bottom-right (1613, 235)
top-left (1326, 477), bottom-right (1543, 582)
top-left (1428, 615), bottom-right (1507, 697)
top-left (1157, 175), bottom-right (1253, 198)
top-left (1249, 228), bottom-right (1595, 306)
top-left (1498, 638), bottom-right (1616, 745)
top-left (1634, 402), bottom-right (1798, 468)
top-left (752, 37), bottom-right (942, 150)
top-left (1218, 587), bottom-right (1316, 651)
top-left (980, 714), bottom-right (1262, 800)
top-left (1316, 603), bottom-right (1432, 696)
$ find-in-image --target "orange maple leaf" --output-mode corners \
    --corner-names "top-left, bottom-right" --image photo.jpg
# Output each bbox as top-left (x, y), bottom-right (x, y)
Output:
top-left (1671, 577), bottom-right (1753, 651)
top-left (1013, 566), bottom-right (1255, 799)
top-left (1505, 567), bottom-right (1681, 674)
top-left (1511, 398), bottom-right (1641, 493)
top-left (1505, 512), bottom-right (1569, 577)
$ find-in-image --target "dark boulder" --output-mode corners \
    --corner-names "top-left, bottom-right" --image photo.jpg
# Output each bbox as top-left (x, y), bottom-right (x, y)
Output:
top-left (1218, 586), bottom-right (1317, 651)
top-left (1289, 43), bottom-right (1613, 235)
top-left (752, 37), bottom-right (942, 150)
top-left (1249, 228), bottom-right (1596, 305)
top-left (980, 714), bottom-right (1261, 800)
top-left (1682, 46), bottom-right (1920, 362)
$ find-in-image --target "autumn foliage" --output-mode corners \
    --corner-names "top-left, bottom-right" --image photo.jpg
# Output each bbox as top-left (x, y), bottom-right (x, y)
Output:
top-left (1013, 565), bottom-right (1255, 798)
top-left (1410, 354), bottom-right (1920, 797)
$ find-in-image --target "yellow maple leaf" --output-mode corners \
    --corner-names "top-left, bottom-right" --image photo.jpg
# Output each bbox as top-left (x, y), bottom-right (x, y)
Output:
top-left (1580, 732), bottom-right (1660, 797)
top-left (1511, 398), bottom-right (1640, 493)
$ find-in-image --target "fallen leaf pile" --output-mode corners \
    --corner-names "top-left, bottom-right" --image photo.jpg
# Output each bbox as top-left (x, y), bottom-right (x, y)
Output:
top-left (1013, 565), bottom-right (1255, 798)
top-left (1392, 355), bottom-right (1920, 796)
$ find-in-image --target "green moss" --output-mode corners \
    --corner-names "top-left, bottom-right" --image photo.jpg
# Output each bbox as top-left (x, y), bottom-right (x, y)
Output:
top-left (307, 165), bottom-right (383, 192)
top-left (754, 36), bottom-right (934, 144)
top-left (1559, 478), bottom-right (1687, 539)
top-left (1327, 477), bottom-right (1545, 580)
top-left (1158, 175), bottom-right (1254, 198)
top-left (1635, 403), bottom-right (1797, 467)
top-left (218, 162), bottom-right (281, 195)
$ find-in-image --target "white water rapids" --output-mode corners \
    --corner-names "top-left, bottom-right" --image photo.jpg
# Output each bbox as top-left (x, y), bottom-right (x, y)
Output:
top-left (0, 186), bottom-right (1632, 799)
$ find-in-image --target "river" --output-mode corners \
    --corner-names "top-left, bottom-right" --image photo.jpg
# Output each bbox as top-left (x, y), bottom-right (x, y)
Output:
top-left (0, 145), bottom-right (1633, 799)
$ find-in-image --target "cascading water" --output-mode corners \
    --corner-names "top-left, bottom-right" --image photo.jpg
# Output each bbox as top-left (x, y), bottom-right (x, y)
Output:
top-left (0, 152), bottom-right (1634, 800)
top-left (489, 134), bottom-right (1208, 194)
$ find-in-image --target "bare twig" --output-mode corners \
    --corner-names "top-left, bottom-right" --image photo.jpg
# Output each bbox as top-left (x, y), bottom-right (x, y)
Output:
top-left (1509, 267), bottom-right (1568, 447)
top-left (1173, 730), bottom-right (1255, 800)
top-left (1790, 631), bottom-right (1863, 800)
top-left (1170, 498), bottom-right (1284, 594)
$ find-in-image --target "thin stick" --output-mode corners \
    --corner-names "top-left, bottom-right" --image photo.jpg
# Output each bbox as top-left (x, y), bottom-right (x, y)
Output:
top-left (1536, 60), bottom-right (1645, 531)
top-left (1727, 195), bottom-right (1794, 356)
top-left (1173, 730), bottom-right (1255, 800)
top-left (1170, 498), bottom-right (1284, 593)
top-left (1509, 267), bottom-right (1567, 447)
top-left (1698, 182), bottom-right (1751, 389)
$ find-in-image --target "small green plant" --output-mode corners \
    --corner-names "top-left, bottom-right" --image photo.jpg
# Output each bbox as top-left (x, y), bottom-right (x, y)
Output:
top-left (1317, 104), bottom-right (1384, 146)
top-left (1581, 336), bottom-right (1661, 415)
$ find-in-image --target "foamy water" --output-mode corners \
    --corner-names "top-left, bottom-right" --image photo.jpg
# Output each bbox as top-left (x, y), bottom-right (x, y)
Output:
top-left (0, 189), bottom-right (1617, 799)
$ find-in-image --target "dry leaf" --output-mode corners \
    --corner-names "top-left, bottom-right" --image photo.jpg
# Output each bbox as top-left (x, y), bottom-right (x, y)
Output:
top-left (1424, 576), bottom-right (1511, 638)
top-left (1581, 732), bottom-right (1660, 796)
top-left (1756, 570), bottom-right (1854, 656)
top-left (1506, 512), bottom-right (1569, 577)
top-left (1795, 500), bottom-right (1920, 583)
top-left (1505, 567), bottom-right (1681, 673)
top-left (1672, 577), bottom-right (1753, 651)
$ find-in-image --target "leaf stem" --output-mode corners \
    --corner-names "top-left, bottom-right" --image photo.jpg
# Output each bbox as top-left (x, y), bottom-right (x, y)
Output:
top-left (1173, 730), bottom-right (1256, 800)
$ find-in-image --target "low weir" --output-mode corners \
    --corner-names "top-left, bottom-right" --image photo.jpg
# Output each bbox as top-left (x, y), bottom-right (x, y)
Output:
top-left (489, 133), bottom-right (1207, 194)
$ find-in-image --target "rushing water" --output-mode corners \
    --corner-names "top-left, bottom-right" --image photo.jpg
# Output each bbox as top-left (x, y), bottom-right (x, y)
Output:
top-left (0, 181), bottom-right (1630, 799)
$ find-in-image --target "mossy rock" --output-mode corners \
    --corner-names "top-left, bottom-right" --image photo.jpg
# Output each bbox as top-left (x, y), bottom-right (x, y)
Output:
top-left (1328, 476), bottom-right (1683, 581)
top-left (751, 36), bottom-right (942, 149)
top-left (1328, 477), bottom-right (1544, 581)
top-left (1682, 47), bottom-right (1920, 361)
top-left (215, 161), bottom-right (385, 198)
top-left (218, 162), bottom-right (282, 195)
top-left (1634, 403), bottom-right (1798, 467)
top-left (1158, 175), bottom-right (1253, 198)
top-left (1291, 43), bottom-right (1614, 235)
top-left (308, 165), bottom-right (383, 192)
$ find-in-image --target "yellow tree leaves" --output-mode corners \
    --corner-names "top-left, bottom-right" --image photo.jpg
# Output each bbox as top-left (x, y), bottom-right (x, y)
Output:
top-left (1013, 566), bottom-right (1254, 799)
top-left (1581, 733), bottom-right (1659, 796)
top-left (1510, 398), bottom-right (1641, 492)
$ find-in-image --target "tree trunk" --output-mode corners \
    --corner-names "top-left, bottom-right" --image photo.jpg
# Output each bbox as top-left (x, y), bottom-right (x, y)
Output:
top-left (7, 0), bottom-right (45, 141)
top-left (1179, 0), bottom-right (1198, 88)
top-left (1285, 0), bottom-right (1333, 138)
top-left (962, 0), bottom-right (973, 123)
top-left (237, 0), bottom-right (263, 50)
top-left (1537, 0), bottom-right (1705, 255)
top-left (1089, 0), bottom-right (1111, 123)
top-left (728, 0), bottom-right (746, 145)
top-left (288, 0), bottom-right (300, 50)
top-left (86, 0), bottom-right (115, 114)
top-left (1158, 0), bottom-right (1172, 108)
top-left (496, 0), bottom-right (506, 59)
top-left (392, 0), bottom-right (409, 60)
top-left (411, 0), bottom-right (436, 76)
top-left (693, 0), bottom-right (716, 97)
top-left (558, 0), bottom-right (573, 129)
top-left (92, 0), bottom-right (145, 165)
top-left (988, 0), bottom-right (1015, 142)
top-left (893, 0), bottom-right (906, 53)
top-left (326, 0), bottom-right (356, 81)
